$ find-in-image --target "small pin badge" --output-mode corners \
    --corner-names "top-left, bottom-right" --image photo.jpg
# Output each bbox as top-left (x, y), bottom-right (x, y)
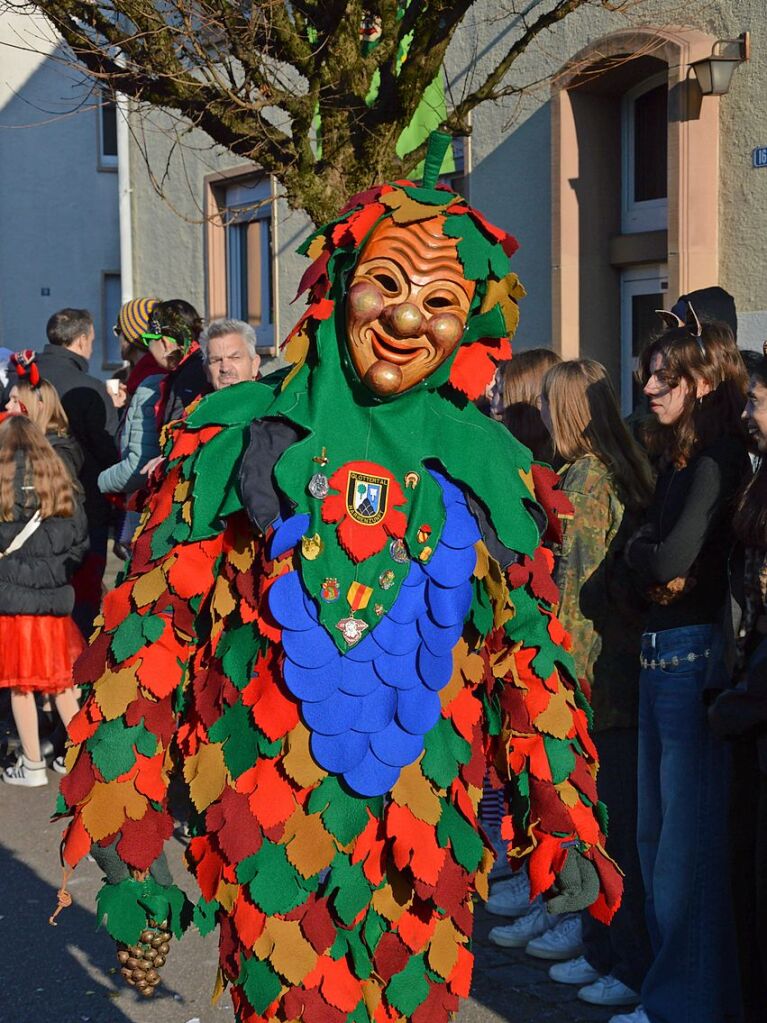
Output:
top-left (389, 538), bottom-right (409, 564)
top-left (312, 447), bottom-right (329, 466)
top-left (320, 577), bottom-right (340, 602)
top-left (418, 546), bottom-right (433, 562)
top-left (301, 533), bottom-right (323, 560)
top-left (379, 568), bottom-right (396, 590)
top-left (336, 616), bottom-right (368, 646)
top-left (416, 524), bottom-right (432, 544)
top-left (308, 473), bottom-right (329, 499)
top-left (374, 603), bottom-right (385, 616)
top-left (404, 471), bottom-right (420, 489)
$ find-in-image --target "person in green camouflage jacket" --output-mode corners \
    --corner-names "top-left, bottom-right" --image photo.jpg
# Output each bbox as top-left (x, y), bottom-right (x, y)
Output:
top-left (542, 360), bottom-right (654, 1012)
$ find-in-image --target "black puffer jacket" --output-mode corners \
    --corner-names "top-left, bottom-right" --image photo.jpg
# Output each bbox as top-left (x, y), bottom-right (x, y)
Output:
top-left (0, 455), bottom-right (89, 615)
top-left (49, 431), bottom-right (84, 482)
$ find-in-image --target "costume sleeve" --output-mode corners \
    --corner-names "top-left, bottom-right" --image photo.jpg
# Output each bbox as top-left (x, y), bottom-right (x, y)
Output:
top-left (56, 425), bottom-right (227, 879)
top-left (481, 472), bottom-right (623, 925)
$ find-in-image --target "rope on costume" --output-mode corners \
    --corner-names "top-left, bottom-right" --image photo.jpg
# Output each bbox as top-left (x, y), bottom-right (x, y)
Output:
top-left (48, 868), bottom-right (73, 926)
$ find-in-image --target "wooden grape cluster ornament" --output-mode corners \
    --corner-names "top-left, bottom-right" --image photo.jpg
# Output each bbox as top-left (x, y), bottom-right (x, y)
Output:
top-left (116, 920), bottom-right (171, 997)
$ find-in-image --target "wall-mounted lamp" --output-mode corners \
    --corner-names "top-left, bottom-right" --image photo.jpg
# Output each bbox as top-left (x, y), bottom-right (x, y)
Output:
top-left (691, 32), bottom-right (750, 96)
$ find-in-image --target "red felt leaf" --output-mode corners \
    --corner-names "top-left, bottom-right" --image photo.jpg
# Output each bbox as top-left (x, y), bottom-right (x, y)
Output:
top-left (333, 202), bottom-right (386, 248)
top-left (350, 815), bottom-right (386, 885)
top-left (296, 249), bottom-right (330, 300)
top-left (305, 955), bottom-right (361, 1013)
top-left (62, 813), bottom-right (92, 868)
top-left (244, 655), bottom-right (300, 741)
top-left (248, 760), bottom-right (296, 829)
top-left (219, 913), bottom-right (242, 981)
top-left (66, 703), bottom-right (102, 745)
top-left (411, 980), bottom-right (459, 1023)
top-left (300, 897), bottom-right (337, 955)
top-left (60, 750), bottom-right (97, 808)
top-left (569, 755), bottom-right (598, 804)
top-left (166, 541), bottom-right (219, 600)
top-left (135, 626), bottom-right (186, 700)
top-left (527, 832), bottom-right (567, 900)
top-left (74, 631), bottom-right (112, 685)
top-left (446, 687), bottom-right (482, 743)
top-left (133, 753), bottom-right (166, 803)
top-left (449, 336), bottom-right (512, 400)
top-left (189, 837), bottom-right (226, 903)
top-left (208, 788), bottom-right (264, 864)
top-left (117, 807), bottom-right (174, 871)
top-left (299, 987), bottom-right (349, 1023)
top-left (396, 902), bottom-right (436, 953)
top-left (528, 547), bottom-right (559, 605)
top-left (102, 583), bottom-right (134, 631)
top-left (588, 849), bottom-right (623, 922)
top-left (373, 932), bottom-right (411, 981)
top-left (232, 891), bottom-right (266, 949)
top-left (447, 944), bottom-right (473, 997)
top-left (124, 692), bottom-right (177, 746)
top-left (531, 462), bottom-right (573, 547)
top-left (529, 777), bottom-right (577, 835)
top-left (322, 462), bottom-right (407, 564)
top-left (429, 858), bottom-right (472, 933)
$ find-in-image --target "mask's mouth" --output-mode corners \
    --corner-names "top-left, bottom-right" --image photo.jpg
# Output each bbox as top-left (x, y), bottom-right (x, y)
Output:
top-left (370, 328), bottom-right (429, 366)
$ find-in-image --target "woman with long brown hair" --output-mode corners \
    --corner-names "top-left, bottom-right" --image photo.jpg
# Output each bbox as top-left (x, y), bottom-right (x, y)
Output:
top-left (619, 317), bottom-right (749, 1023)
top-left (6, 373), bottom-right (83, 481)
top-left (537, 360), bottom-right (654, 1007)
top-left (0, 416), bottom-right (88, 787)
top-left (496, 348), bottom-right (561, 461)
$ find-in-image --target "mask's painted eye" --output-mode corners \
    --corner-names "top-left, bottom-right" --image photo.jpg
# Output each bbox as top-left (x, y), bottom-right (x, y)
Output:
top-left (424, 295), bottom-right (453, 311)
top-left (372, 272), bottom-right (398, 293)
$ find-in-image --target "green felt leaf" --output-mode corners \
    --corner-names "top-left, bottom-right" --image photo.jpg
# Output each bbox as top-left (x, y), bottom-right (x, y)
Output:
top-left (135, 722), bottom-right (158, 758)
top-left (363, 909), bottom-right (386, 953)
top-left (141, 615), bottom-right (165, 645)
top-left (307, 776), bottom-right (381, 844)
top-left (208, 701), bottom-right (261, 779)
top-left (185, 381), bottom-right (276, 430)
top-left (86, 718), bottom-right (146, 782)
top-left (193, 896), bottom-right (219, 936)
top-left (469, 577), bottom-right (494, 638)
top-left (190, 429), bottom-right (249, 535)
top-left (239, 955), bottom-right (283, 1015)
top-left (436, 802), bottom-right (484, 872)
top-left (150, 507), bottom-right (185, 561)
top-left (97, 879), bottom-right (149, 944)
top-left (244, 840), bottom-right (311, 914)
top-left (347, 1002), bottom-right (372, 1023)
top-left (543, 736), bottom-right (576, 785)
top-left (442, 214), bottom-right (496, 281)
top-left (54, 791), bottom-right (67, 815)
top-left (461, 305), bottom-right (506, 348)
top-left (345, 927), bottom-right (373, 979)
top-left (421, 717), bottom-right (471, 789)
top-left (483, 691), bottom-right (502, 738)
top-left (110, 612), bottom-right (151, 663)
top-left (400, 185), bottom-right (454, 206)
top-left (219, 623), bottom-right (260, 689)
top-left (326, 855), bottom-right (373, 925)
top-left (595, 799), bottom-right (609, 835)
top-left (385, 954), bottom-right (430, 1015)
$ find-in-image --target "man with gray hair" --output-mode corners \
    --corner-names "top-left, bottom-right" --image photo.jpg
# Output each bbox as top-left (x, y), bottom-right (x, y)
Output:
top-left (200, 318), bottom-right (261, 390)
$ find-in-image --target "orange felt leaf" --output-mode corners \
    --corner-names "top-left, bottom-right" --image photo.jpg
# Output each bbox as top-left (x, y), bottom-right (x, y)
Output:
top-left (166, 541), bottom-right (219, 600)
top-left (397, 908), bottom-right (436, 953)
top-left (351, 815), bottom-right (387, 885)
top-left (233, 892), bottom-right (266, 950)
top-left (248, 760), bottom-right (296, 829)
top-left (527, 831), bottom-right (568, 899)
top-left (568, 799), bottom-right (602, 846)
top-left (67, 703), bottom-right (102, 745)
top-left (450, 337), bottom-right (511, 401)
top-left (244, 661), bottom-right (300, 741)
top-left (446, 687), bottom-right (482, 743)
top-left (135, 627), bottom-right (186, 700)
top-left (101, 581), bottom-right (134, 632)
top-left (386, 804), bottom-right (445, 885)
top-left (447, 943), bottom-right (474, 997)
top-left (62, 813), bottom-right (92, 868)
top-left (134, 753), bottom-right (167, 802)
top-left (307, 956), bottom-right (361, 1013)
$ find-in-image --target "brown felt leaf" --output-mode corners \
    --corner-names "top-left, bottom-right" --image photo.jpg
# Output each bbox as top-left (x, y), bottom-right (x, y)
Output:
top-left (228, 534), bottom-right (257, 573)
top-left (427, 917), bottom-right (463, 979)
top-left (454, 639), bottom-right (485, 686)
top-left (211, 576), bottom-right (237, 620)
top-left (361, 978), bottom-right (383, 1017)
top-left (184, 741), bottom-right (227, 811)
top-left (211, 967), bottom-right (226, 1005)
top-left (267, 918), bottom-right (317, 986)
top-left (282, 723), bottom-right (326, 788)
top-left (372, 869), bottom-right (414, 923)
top-left (173, 477), bottom-right (192, 504)
top-left (476, 849), bottom-right (493, 901)
top-left (555, 780), bottom-right (580, 808)
top-left (131, 565), bottom-right (167, 608)
top-left (474, 542), bottom-right (513, 629)
top-left (518, 466), bottom-right (535, 498)
top-left (284, 808), bottom-right (337, 877)
top-left (93, 665), bottom-right (139, 720)
top-left (479, 274), bottom-right (524, 334)
top-left (81, 780), bottom-right (147, 842)
top-left (215, 880), bottom-right (239, 912)
top-left (282, 329), bottom-right (310, 389)
top-left (380, 191), bottom-right (450, 224)
top-left (533, 686), bottom-right (574, 739)
top-left (391, 763), bottom-right (441, 826)
top-left (253, 927), bottom-right (275, 960)
top-left (306, 235), bottom-right (326, 261)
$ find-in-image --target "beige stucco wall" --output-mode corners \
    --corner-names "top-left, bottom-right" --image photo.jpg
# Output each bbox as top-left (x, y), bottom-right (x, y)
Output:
top-left (125, 0), bottom-right (766, 354)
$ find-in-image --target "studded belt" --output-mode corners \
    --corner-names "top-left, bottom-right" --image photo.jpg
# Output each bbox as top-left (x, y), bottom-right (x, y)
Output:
top-left (639, 648), bottom-right (711, 670)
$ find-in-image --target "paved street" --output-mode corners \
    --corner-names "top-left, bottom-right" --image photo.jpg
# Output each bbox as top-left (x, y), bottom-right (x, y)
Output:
top-left (0, 763), bottom-right (616, 1023)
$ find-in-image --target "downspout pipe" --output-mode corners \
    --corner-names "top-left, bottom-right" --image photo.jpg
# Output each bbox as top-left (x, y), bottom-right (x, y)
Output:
top-left (116, 93), bottom-right (133, 303)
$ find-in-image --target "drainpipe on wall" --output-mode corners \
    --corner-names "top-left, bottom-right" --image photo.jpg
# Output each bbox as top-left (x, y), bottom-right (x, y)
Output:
top-left (117, 93), bottom-right (133, 303)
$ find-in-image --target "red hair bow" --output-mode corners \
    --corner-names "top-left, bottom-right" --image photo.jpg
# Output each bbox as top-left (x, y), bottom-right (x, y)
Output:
top-left (11, 350), bottom-right (41, 388)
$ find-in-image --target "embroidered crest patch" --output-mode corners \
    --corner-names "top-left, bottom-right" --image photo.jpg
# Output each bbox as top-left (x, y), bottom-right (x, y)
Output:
top-left (346, 470), bottom-right (389, 525)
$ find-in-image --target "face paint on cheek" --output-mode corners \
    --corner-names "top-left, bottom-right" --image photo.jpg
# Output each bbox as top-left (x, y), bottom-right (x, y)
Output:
top-left (345, 216), bottom-right (474, 396)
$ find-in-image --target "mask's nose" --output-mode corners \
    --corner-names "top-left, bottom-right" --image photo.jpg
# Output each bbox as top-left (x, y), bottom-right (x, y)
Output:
top-left (381, 302), bottom-right (424, 339)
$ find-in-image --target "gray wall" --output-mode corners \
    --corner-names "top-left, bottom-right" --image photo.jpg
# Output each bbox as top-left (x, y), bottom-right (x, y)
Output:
top-left (0, 11), bottom-right (120, 373)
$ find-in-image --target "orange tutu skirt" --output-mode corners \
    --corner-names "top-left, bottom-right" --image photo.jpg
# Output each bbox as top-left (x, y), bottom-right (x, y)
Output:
top-left (0, 614), bottom-right (85, 692)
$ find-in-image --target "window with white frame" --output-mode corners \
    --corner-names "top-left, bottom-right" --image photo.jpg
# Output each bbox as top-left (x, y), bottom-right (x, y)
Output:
top-left (621, 74), bottom-right (668, 233)
top-left (98, 95), bottom-right (118, 170)
top-left (222, 178), bottom-right (274, 349)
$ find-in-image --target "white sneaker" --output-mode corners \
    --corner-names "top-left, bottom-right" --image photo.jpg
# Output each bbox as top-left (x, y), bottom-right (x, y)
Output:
top-left (52, 755), bottom-right (67, 775)
top-left (549, 955), bottom-right (600, 985)
top-left (579, 975), bottom-right (640, 1007)
top-left (488, 902), bottom-right (554, 948)
top-left (609, 1007), bottom-right (650, 1023)
top-left (3, 754), bottom-right (48, 787)
top-left (525, 913), bottom-right (582, 960)
top-left (486, 870), bottom-right (531, 917)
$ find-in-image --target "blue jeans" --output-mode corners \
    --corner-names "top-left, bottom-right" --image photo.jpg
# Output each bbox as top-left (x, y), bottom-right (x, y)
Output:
top-left (637, 624), bottom-right (737, 1023)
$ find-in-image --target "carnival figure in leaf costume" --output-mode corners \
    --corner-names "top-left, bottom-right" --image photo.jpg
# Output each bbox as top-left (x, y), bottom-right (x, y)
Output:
top-left (56, 134), bottom-right (622, 1022)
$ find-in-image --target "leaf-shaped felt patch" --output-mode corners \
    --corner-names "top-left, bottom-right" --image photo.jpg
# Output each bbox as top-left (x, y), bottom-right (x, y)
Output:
top-left (183, 741), bottom-right (227, 812)
top-left (238, 954), bottom-right (283, 1016)
top-left (86, 718), bottom-right (150, 782)
top-left (81, 779), bottom-right (147, 842)
top-left (421, 717), bottom-right (472, 790)
top-left (193, 895), bottom-right (220, 936)
top-left (282, 723), bottom-right (327, 788)
top-left (391, 762), bottom-right (441, 826)
top-left (385, 953), bottom-right (430, 1016)
top-left (543, 736), bottom-right (576, 785)
top-left (284, 808), bottom-right (337, 878)
top-left (534, 685), bottom-right (575, 740)
top-left (110, 612), bottom-right (150, 663)
top-left (326, 855), bottom-right (374, 925)
top-left (242, 840), bottom-right (312, 915)
top-left (435, 802), bottom-right (484, 873)
top-left (266, 918), bottom-right (318, 986)
top-left (96, 878), bottom-right (151, 944)
top-left (307, 776), bottom-right (381, 845)
top-left (131, 565), bottom-right (167, 609)
top-left (93, 665), bottom-right (139, 720)
top-left (207, 701), bottom-right (260, 779)
top-left (219, 623), bottom-right (260, 689)
top-left (427, 917), bottom-right (462, 979)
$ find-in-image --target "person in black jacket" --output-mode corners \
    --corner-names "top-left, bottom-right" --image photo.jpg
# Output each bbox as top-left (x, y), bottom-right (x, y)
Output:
top-left (0, 416), bottom-right (88, 788)
top-left (708, 352), bottom-right (767, 1023)
top-left (143, 299), bottom-right (210, 426)
top-left (618, 315), bottom-right (750, 1023)
top-left (5, 370), bottom-right (84, 482)
top-left (36, 309), bottom-right (118, 635)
